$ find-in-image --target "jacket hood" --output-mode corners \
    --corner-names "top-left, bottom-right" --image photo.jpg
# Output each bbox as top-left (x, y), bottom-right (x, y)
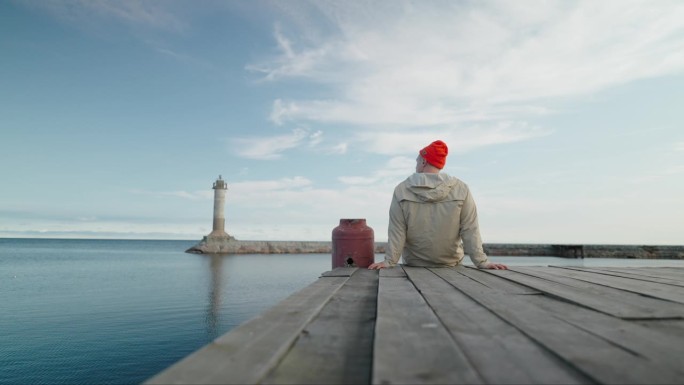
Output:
top-left (403, 173), bottom-right (465, 203)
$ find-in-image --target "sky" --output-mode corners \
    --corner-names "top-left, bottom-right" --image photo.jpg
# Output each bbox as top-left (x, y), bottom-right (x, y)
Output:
top-left (1, 0), bottom-right (683, 245)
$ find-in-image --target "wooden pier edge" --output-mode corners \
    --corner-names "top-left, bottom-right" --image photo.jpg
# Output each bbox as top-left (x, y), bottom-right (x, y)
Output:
top-left (145, 270), bottom-right (355, 384)
top-left (145, 265), bottom-right (684, 385)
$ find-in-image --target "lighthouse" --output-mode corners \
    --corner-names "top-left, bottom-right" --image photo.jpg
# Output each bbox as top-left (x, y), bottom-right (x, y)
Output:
top-left (185, 174), bottom-right (333, 255)
top-left (208, 175), bottom-right (230, 239)
top-left (186, 175), bottom-right (235, 254)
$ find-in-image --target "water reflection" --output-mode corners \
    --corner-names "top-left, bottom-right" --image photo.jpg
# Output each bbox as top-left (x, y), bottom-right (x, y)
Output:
top-left (204, 254), bottom-right (226, 340)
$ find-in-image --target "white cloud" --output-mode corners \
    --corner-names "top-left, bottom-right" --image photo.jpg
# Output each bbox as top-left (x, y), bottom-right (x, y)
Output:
top-left (270, 99), bottom-right (292, 125)
top-left (229, 127), bottom-right (325, 160)
top-left (356, 121), bottom-right (550, 156)
top-left (251, 0), bottom-right (684, 155)
top-left (675, 142), bottom-right (684, 151)
top-left (230, 176), bottom-right (313, 192)
top-left (247, 24), bottom-right (335, 81)
top-left (308, 130), bottom-right (323, 147)
top-left (338, 176), bottom-right (377, 185)
top-left (262, 1), bottom-right (684, 100)
top-left (130, 189), bottom-right (212, 200)
top-left (330, 142), bottom-right (348, 154)
top-left (338, 156), bottom-right (414, 187)
top-left (230, 128), bottom-right (309, 160)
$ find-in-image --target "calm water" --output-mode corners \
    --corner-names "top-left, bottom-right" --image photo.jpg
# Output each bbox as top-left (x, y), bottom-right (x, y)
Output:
top-left (0, 239), bottom-right (330, 385)
top-left (1, 238), bottom-right (683, 384)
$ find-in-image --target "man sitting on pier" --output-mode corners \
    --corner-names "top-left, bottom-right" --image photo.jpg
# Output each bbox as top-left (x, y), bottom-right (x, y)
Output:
top-left (369, 140), bottom-right (507, 270)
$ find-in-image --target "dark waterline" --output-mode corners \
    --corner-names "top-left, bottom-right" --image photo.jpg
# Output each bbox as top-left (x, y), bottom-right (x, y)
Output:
top-left (2, 238), bottom-right (683, 384)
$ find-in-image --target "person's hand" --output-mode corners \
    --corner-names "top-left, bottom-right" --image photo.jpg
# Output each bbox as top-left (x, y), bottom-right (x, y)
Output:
top-left (368, 262), bottom-right (387, 270)
top-left (482, 262), bottom-right (508, 270)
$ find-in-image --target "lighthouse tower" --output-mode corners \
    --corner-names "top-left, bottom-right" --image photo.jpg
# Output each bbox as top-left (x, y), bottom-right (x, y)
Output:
top-left (208, 175), bottom-right (230, 239)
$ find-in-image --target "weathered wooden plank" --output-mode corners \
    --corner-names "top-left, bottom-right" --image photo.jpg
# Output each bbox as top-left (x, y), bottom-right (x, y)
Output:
top-left (459, 267), bottom-right (684, 369)
top-left (379, 265), bottom-right (407, 277)
top-left (433, 268), bottom-right (684, 384)
top-left (624, 267), bottom-right (684, 282)
top-left (627, 267), bottom-right (684, 280)
top-left (645, 266), bottom-right (684, 271)
top-left (145, 276), bottom-right (349, 385)
top-left (543, 266), bottom-right (684, 304)
top-left (460, 266), bottom-right (540, 295)
top-left (551, 266), bottom-right (684, 288)
top-left (524, 294), bottom-right (684, 375)
top-left (320, 267), bottom-right (357, 277)
top-left (485, 268), bottom-right (684, 319)
top-left (406, 267), bottom-right (588, 385)
top-left (262, 269), bottom-right (378, 384)
top-left (373, 267), bottom-right (483, 384)
top-left (634, 319), bottom-right (684, 336)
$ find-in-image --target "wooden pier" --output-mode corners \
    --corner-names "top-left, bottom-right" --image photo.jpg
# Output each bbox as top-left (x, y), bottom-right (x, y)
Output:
top-left (146, 266), bottom-right (684, 384)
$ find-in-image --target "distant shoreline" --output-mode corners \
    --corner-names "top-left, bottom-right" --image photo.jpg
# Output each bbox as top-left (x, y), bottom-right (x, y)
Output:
top-left (184, 238), bottom-right (684, 259)
top-left (1, 237), bottom-right (682, 259)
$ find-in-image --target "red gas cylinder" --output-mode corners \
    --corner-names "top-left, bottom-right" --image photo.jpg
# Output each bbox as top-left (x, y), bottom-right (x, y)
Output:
top-left (332, 218), bottom-right (375, 268)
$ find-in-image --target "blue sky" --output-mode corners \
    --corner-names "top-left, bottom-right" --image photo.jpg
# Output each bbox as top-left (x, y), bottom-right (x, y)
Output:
top-left (1, 0), bottom-right (683, 244)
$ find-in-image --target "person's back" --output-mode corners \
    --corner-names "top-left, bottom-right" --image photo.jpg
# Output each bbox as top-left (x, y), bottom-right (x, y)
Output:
top-left (369, 140), bottom-right (507, 270)
top-left (392, 172), bottom-right (480, 267)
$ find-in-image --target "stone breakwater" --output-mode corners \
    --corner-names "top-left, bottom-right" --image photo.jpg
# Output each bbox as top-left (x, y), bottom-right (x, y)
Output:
top-left (186, 238), bottom-right (684, 259)
top-left (482, 244), bottom-right (684, 259)
top-left (186, 235), bottom-right (376, 254)
top-left (186, 236), bottom-right (333, 254)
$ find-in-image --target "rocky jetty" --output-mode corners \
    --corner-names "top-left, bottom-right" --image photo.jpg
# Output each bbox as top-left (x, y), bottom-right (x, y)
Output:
top-left (187, 237), bottom-right (388, 254)
top-left (186, 239), bottom-right (684, 258)
top-left (481, 243), bottom-right (684, 259)
top-left (186, 236), bottom-right (333, 254)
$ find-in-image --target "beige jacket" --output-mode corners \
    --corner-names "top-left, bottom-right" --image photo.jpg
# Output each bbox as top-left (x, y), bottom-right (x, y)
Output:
top-left (383, 173), bottom-right (490, 268)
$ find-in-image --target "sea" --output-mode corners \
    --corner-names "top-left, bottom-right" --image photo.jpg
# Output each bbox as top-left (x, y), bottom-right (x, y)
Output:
top-left (2, 238), bottom-right (683, 385)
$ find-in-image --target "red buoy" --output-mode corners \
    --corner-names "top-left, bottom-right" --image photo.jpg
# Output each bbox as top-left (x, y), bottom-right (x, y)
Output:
top-left (332, 218), bottom-right (374, 268)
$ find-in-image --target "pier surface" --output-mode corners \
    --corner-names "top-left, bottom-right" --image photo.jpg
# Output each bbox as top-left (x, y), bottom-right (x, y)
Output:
top-left (147, 266), bottom-right (684, 384)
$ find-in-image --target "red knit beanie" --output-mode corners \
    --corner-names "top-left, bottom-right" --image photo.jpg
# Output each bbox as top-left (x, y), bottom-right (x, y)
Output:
top-left (419, 140), bottom-right (448, 169)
